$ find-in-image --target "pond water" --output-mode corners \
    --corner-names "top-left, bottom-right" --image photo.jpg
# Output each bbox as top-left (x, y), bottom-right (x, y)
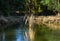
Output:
top-left (0, 19), bottom-right (60, 41)
top-left (0, 22), bottom-right (29, 41)
top-left (1, 24), bottom-right (60, 41)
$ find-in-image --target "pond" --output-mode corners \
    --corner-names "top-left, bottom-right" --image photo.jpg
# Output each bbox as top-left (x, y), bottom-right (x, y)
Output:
top-left (34, 24), bottom-right (60, 41)
top-left (0, 22), bottom-right (60, 41)
top-left (0, 21), bottom-right (29, 41)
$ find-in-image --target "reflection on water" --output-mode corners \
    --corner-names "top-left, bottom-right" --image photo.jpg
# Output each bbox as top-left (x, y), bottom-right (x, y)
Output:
top-left (0, 25), bottom-right (28, 41)
top-left (15, 29), bottom-right (24, 41)
top-left (2, 31), bottom-right (5, 41)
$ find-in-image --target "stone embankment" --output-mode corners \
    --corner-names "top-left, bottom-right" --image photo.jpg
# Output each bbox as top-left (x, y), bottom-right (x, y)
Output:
top-left (34, 16), bottom-right (60, 30)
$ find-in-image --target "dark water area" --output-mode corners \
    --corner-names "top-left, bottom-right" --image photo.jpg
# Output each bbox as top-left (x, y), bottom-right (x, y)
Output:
top-left (0, 21), bottom-right (29, 41)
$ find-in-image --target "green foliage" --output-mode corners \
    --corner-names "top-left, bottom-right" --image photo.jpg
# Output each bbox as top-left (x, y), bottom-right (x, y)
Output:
top-left (25, 0), bottom-right (42, 14)
top-left (40, 0), bottom-right (60, 12)
top-left (57, 4), bottom-right (60, 12)
top-left (40, 0), bottom-right (50, 5)
top-left (0, 0), bottom-right (59, 16)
